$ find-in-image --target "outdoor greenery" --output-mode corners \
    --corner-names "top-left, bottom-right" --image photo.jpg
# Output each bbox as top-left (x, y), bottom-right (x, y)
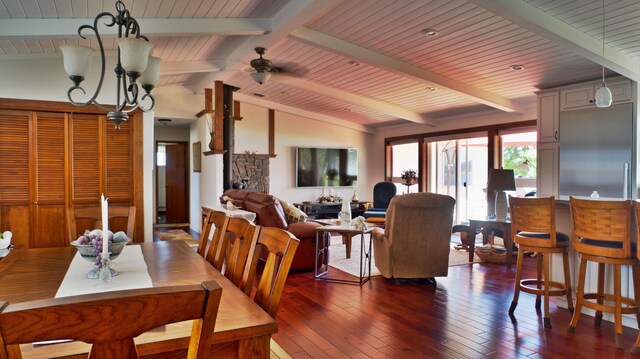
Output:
top-left (503, 146), bottom-right (536, 178)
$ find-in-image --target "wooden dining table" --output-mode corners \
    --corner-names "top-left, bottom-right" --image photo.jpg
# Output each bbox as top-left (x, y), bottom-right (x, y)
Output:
top-left (0, 240), bottom-right (277, 358)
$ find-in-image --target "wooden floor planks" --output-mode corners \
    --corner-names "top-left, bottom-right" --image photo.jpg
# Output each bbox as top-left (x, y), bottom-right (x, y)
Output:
top-left (273, 256), bottom-right (640, 358)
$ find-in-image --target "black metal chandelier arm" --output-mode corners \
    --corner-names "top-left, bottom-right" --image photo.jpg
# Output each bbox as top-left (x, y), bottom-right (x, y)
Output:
top-left (90, 100), bottom-right (118, 114)
top-left (125, 80), bottom-right (140, 106)
top-left (138, 93), bottom-right (155, 112)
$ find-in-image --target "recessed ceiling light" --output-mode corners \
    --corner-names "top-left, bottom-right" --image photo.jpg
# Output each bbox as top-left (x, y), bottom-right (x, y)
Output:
top-left (251, 92), bottom-right (265, 98)
top-left (347, 60), bottom-right (360, 66)
top-left (158, 118), bottom-right (171, 126)
top-left (425, 86), bottom-right (438, 92)
top-left (280, 91), bottom-right (290, 96)
top-left (509, 64), bottom-right (525, 71)
top-left (344, 108), bottom-right (352, 112)
top-left (421, 28), bottom-right (439, 37)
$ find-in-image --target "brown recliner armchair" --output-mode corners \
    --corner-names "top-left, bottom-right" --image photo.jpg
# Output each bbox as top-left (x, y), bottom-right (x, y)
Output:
top-left (371, 192), bottom-right (455, 279)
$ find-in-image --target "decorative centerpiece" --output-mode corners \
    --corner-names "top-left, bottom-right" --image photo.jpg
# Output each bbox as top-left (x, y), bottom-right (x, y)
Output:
top-left (317, 194), bottom-right (342, 204)
top-left (71, 229), bottom-right (130, 279)
top-left (401, 169), bottom-right (418, 186)
top-left (352, 216), bottom-right (367, 230)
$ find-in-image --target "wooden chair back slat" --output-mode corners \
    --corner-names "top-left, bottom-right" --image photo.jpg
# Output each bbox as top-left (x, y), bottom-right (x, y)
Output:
top-left (0, 281), bottom-right (222, 359)
top-left (204, 210), bottom-right (230, 270)
top-left (244, 226), bottom-right (299, 318)
top-left (67, 206), bottom-right (136, 241)
top-left (222, 218), bottom-right (258, 290)
top-left (570, 197), bottom-right (632, 259)
top-left (197, 208), bottom-right (213, 257)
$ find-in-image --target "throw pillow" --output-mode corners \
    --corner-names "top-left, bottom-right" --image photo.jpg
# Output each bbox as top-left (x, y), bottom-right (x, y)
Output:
top-left (278, 199), bottom-right (308, 223)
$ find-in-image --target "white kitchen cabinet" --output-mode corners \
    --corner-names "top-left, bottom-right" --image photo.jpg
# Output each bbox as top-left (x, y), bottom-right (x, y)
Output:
top-left (560, 78), bottom-right (632, 111)
top-left (536, 143), bottom-right (559, 197)
top-left (537, 92), bottom-right (559, 143)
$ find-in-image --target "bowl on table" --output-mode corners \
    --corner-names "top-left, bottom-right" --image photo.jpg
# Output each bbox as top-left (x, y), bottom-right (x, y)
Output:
top-left (71, 230), bottom-right (131, 278)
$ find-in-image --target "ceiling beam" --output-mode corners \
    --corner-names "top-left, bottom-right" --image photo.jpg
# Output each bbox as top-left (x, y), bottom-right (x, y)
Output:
top-left (233, 92), bottom-right (376, 134)
top-left (271, 74), bottom-right (436, 126)
top-left (467, 0), bottom-right (640, 82)
top-left (192, 0), bottom-right (342, 90)
top-left (0, 18), bottom-right (271, 38)
top-left (160, 61), bottom-right (221, 76)
top-left (289, 27), bottom-right (525, 114)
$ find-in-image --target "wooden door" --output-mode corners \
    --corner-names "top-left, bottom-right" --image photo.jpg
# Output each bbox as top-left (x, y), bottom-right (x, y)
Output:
top-left (165, 143), bottom-right (187, 223)
top-left (31, 112), bottom-right (68, 248)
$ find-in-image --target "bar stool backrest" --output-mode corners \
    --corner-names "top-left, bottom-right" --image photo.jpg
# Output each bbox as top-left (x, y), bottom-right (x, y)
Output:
top-left (509, 196), bottom-right (557, 247)
top-left (570, 197), bottom-right (632, 259)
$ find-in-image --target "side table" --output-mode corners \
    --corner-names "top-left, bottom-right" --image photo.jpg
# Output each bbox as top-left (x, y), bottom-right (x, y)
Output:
top-left (314, 225), bottom-right (373, 285)
top-left (466, 218), bottom-right (513, 268)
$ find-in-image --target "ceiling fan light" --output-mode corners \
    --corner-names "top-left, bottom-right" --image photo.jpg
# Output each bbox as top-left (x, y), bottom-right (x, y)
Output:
top-left (595, 84), bottom-right (612, 108)
top-left (251, 71), bottom-right (271, 84)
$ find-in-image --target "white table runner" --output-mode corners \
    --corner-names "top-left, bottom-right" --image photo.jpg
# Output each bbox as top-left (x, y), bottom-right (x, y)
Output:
top-left (55, 245), bottom-right (153, 298)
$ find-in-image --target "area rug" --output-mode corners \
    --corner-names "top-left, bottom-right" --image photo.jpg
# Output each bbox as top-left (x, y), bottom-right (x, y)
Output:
top-left (327, 235), bottom-right (484, 278)
top-left (154, 229), bottom-right (199, 249)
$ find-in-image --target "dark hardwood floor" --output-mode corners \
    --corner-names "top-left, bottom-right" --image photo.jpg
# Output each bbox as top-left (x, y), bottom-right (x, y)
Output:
top-left (273, 257), bottom-right (639, 358)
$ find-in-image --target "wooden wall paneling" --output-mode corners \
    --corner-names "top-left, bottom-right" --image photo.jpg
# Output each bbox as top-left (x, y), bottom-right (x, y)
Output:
top-left (31, 112), bottom-right (68, 248)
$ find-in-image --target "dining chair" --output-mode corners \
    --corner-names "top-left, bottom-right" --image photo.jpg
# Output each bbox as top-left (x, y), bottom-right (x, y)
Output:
top-left (197, 207), bottom-right (214, 257)
top-left (508, 196), bottom-right (573, 328)
top-left (244, 226), bottom-right (300, 317)
top-left (0, 281), bottom-right (223, 359)
top-left (222, 217), bottom-right (259, 292)
top-left (568, 197), bottom-right (640, 349)
top-left (67, 205), bottom-right (136, 241)
top-left (202, 208), bottom-right (231, 270)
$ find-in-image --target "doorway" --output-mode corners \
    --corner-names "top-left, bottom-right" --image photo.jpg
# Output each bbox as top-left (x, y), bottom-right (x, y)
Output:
top-left (156, 142), bottom-right (189, 225)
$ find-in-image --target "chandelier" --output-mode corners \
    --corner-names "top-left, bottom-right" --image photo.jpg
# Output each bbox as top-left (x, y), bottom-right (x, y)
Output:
top-left (59, 1), bottom-right (161, 129)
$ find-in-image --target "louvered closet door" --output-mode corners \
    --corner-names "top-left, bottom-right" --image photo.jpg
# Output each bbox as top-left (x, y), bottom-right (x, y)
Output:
top-left (0, 110), bottom-right (31, 249)
top-left (32, 112), bottom-right (68, 248)
top-left (105, 120), bottom-right (133, 203)
top-left (70, 114), bottom-right (101, 203)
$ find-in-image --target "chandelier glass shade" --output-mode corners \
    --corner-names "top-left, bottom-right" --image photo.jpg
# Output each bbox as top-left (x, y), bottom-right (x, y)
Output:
top-left (60, 1), bottom-right (160, 129)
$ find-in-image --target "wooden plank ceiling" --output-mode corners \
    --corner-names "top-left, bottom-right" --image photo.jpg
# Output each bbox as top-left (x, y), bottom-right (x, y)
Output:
top-left (1, 0), bottom-right (639, 130)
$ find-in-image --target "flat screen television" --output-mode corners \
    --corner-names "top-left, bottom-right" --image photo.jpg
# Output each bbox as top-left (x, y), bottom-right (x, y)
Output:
top-left (296, 147), bottom-right (358, 187)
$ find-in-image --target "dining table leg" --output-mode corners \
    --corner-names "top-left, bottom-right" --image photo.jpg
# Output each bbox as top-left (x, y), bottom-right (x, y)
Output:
top-left (467, 222), bottom-right (477, 263)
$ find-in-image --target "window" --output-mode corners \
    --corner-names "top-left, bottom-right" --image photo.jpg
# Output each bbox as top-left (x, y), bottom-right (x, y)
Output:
top-left (157, 143), bottom-right (166, 167)
top-left (391, 142), bottom-right (419, 194)
top-left (501, 131), bottom-right (537, 197)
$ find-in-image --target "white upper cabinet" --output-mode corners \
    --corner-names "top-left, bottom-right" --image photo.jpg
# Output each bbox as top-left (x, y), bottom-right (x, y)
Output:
top-left (560, 78), bottom-right (632, 111)
top-left (537, 92), bottom-right (559, 143)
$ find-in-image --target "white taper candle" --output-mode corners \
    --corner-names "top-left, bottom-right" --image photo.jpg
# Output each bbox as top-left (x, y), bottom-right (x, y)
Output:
top-left (101, 193), bottom-right (108, 258)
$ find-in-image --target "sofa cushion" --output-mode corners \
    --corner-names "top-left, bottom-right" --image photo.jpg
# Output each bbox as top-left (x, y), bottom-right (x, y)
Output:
top-left (278, 199), bottom-right (308, 224)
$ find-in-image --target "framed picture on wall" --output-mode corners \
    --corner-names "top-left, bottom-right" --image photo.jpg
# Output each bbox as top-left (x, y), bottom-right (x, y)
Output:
top-left (193, 141), bottom-right (201, 172)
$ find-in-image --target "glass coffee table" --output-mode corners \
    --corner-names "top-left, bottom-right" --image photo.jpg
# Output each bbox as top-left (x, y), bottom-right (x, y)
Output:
top-left (314, 220), bottom-right (373, 285)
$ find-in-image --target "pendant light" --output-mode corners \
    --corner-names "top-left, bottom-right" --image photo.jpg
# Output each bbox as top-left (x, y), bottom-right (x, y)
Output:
top-left (595, 0), bottom-right (612, 108)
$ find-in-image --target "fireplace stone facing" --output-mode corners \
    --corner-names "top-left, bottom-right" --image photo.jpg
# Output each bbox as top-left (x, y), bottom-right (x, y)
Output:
top-left (232, 153), bottom-right (270, 193)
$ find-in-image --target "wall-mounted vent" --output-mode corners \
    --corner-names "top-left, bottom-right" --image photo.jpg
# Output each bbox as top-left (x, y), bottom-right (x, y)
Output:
top-left (251, 92), bottom-right (265, 98)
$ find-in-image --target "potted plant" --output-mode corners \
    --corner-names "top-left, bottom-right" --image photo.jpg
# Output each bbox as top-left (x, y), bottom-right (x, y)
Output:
top-left (401, 169), bottom-right (418, 186)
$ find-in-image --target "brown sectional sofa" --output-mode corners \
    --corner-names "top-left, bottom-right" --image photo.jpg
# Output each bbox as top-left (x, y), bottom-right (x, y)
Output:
top-left (221, 189), bottom-right (322, 270)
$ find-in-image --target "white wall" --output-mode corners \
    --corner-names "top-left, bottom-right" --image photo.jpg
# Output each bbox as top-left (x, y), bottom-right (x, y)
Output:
top-left (235, 102), bottom-right (375, 204)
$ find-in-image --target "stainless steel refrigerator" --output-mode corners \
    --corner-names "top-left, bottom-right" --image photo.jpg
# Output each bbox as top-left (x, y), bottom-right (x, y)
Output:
top-left (559, 102), bottom-right (634, 198)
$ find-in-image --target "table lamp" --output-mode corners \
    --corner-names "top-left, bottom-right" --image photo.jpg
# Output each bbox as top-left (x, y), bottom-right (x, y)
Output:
top-left (487, 168), bottom-right (516, 221)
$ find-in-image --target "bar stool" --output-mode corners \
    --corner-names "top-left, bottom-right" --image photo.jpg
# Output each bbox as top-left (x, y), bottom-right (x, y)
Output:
top-left (508, 196), bottom-right (573, 328)
top-left (568, 197), bottom-right (640, 349)
top-left (629, 201), bottom-right (640, 354)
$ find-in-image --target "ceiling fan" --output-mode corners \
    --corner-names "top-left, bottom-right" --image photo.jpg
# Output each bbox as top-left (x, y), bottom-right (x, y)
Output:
top-left (249, 47), bottom-right (276, 84)
top-left (248, 47), bottom-right (309, 84)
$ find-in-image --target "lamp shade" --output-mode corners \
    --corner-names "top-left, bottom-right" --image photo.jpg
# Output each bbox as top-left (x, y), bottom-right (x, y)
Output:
top-left (117, 38), bottom-right (153, 73)
top-left (487, 169), bottom-right (516, 191)
top-left (59, 44), bottom-right (94, 77)
top-left (595, 85), bottom-right (613, 108)
top-left (250, 71), bottom-right (271, 84)
top-left (139, 56), bottom-right (161, 86)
